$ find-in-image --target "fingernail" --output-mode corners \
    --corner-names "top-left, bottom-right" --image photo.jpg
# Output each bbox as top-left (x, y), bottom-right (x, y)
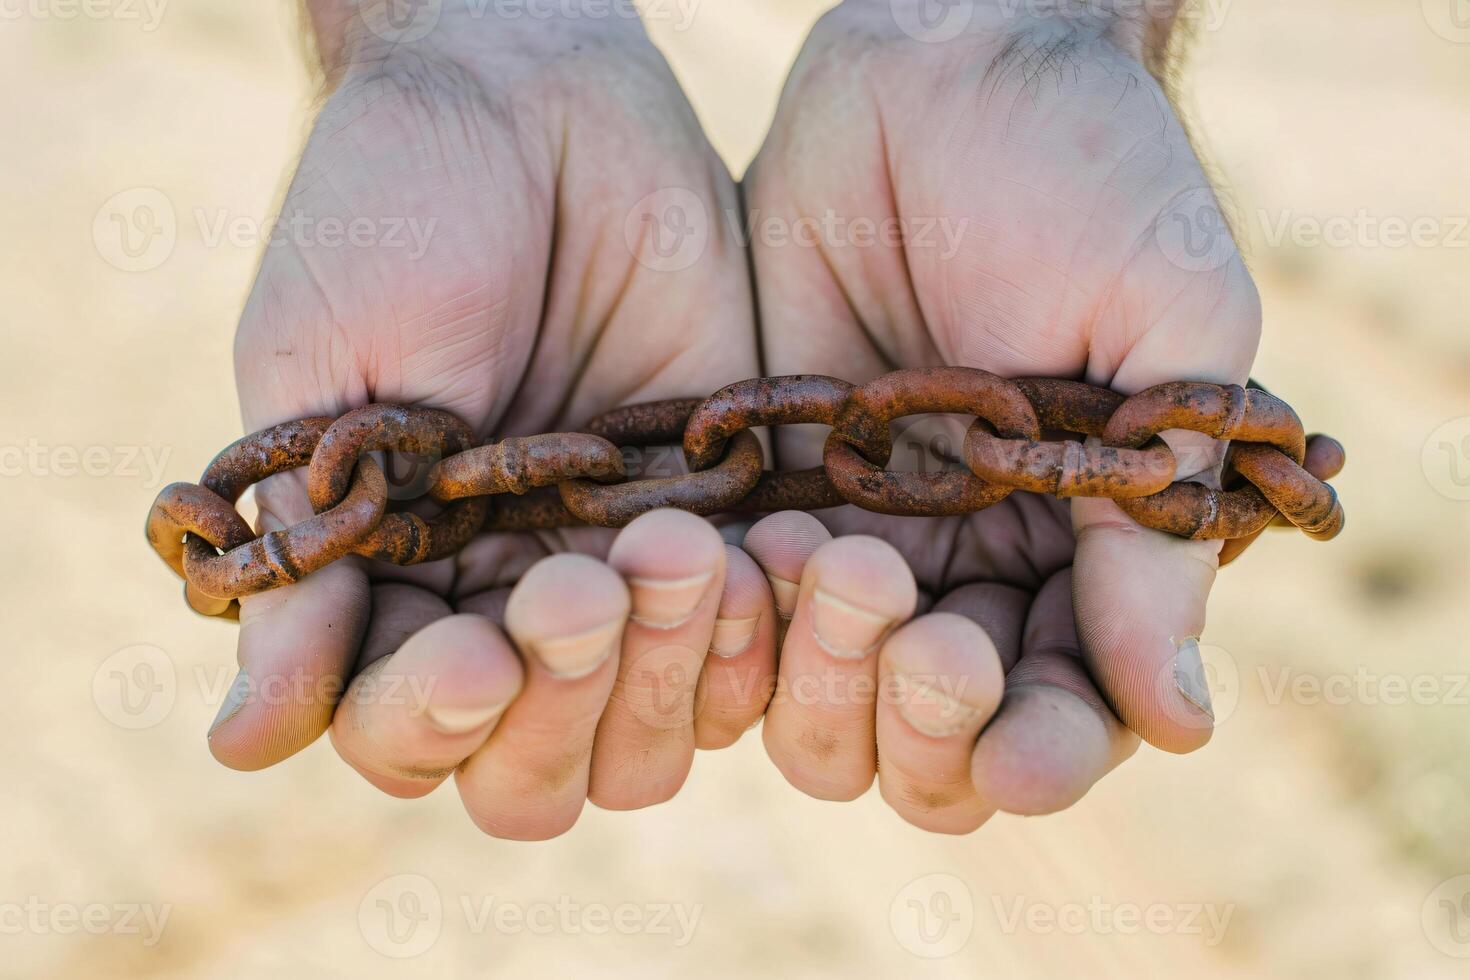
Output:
top-left (531, 620), bottom-right (623, 679)
top-left (710, 615), bottom-right (760, 657)
top-left (810, 588), bottom-right (893, 660)
top-left (894, 675), bottom-right (985, 738)
top-left (1174, 637), bottom-right (1214, 719)
top-left (766, 574), bottom-right (799, 619)
top-left (628, 572), bottom-right (713, 629)
top-left (208, 669), bottom-right (251, 737)
top-left (425, 701), bottom-right (510, 735)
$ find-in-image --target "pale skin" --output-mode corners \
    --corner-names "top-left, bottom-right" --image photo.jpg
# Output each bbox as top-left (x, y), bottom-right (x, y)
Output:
top-left (215, 0), bottom-right (1257, 837)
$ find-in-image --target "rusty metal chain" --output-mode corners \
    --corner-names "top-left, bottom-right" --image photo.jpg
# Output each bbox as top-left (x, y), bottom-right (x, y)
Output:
top-left (147, 369), bottom-right (1346, 619)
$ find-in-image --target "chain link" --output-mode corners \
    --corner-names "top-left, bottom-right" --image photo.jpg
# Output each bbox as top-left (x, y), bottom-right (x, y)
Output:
top-left (147, 368), bottom-right (1346, 618)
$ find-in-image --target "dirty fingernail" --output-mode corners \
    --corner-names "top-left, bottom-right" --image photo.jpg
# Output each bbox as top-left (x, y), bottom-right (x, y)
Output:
top-left (710, 615), bottom-right (760, 657)
top-left (895, 675), bottom-right (986, 738)
top-left (766, 575), bottom-right (799, 618)
top-left (811, 588), bottom-right (892, 660)
top-left (425, 701), bottom-right (510, 736)
top-left (628, 572), bottom-right (713, 629)
top-left (1174, 637), bottom-right (1214, 720)
top-left (208, 669), bottom-right (251, 737)
top-left (531, 620), bottom-right (623, 679)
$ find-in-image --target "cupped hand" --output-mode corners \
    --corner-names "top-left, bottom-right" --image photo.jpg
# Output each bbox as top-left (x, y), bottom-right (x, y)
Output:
top-left (213, 3), bottom-right (773, 839)
top-left (737, 0), bottom-right (1260, 831)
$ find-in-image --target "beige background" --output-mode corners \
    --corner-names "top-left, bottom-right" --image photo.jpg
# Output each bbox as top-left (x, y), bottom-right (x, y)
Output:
top-left (3, 0), bottom-right (1469, 976)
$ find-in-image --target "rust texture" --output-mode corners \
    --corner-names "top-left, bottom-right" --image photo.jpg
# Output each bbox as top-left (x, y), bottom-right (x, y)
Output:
top-left (307, 404), bottom-right (487, 564)
top-left (148, 370), bottom-right (1347, 616)
top-left (561, 430), bottom-right (764, 527)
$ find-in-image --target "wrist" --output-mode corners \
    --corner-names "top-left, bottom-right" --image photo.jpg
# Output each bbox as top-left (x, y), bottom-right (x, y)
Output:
top-left (876, 0), bottom-right (1185, 72)
top-left (306, 0), bottom-right (653, 81)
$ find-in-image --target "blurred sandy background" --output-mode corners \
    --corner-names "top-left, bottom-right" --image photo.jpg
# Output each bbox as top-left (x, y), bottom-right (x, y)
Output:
top-left (2, 0), bottom-right (1469, 976)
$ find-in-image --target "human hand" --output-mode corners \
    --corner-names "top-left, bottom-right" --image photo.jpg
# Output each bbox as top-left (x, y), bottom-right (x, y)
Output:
top-left (737, 0), bottom-right (1259, 831)
top-left (212, 1), bottom-right (775, 839)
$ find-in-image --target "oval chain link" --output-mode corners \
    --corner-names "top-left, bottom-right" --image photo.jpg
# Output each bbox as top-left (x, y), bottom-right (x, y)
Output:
top-left (148, 371), bottom-right (1346, 616)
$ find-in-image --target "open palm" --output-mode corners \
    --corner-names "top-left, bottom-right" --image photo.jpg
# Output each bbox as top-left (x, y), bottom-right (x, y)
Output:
top-left (734, 0), bottom-right (1259, 831)
top-left (215, 7), bottom-right (771, 839)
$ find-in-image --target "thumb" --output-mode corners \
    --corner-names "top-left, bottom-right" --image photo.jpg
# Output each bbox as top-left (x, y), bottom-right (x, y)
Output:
top-left (1072, 189), bottom-right (1263, 753)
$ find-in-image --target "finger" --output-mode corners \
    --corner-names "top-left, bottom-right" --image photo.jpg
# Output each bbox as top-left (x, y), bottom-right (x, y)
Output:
top-left (694, 545), bottom-right (779, 749)
top-left (454, 553), bottom-right (627, 840)
top-left (875, 613), bottom-right (1004, 834)
top-left (971, 569), bottom-right (1140, 816)
top-left (1071, 500), bottom-right (1219, 753)
top-left (1074, 241), bottom-right (1262, 752)
top-left (761, 535), bottom-right (918, 801)
top-left (931, 582), bottom-right (1031, 673)
top-left (588, 510), bottom-right (727, 811)
top-left (330, 607), bottom-right (523, 798)
top-left (741, 510), bottom-right (833, 639)
top-left (208, 487), bottom-right (370, 771)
